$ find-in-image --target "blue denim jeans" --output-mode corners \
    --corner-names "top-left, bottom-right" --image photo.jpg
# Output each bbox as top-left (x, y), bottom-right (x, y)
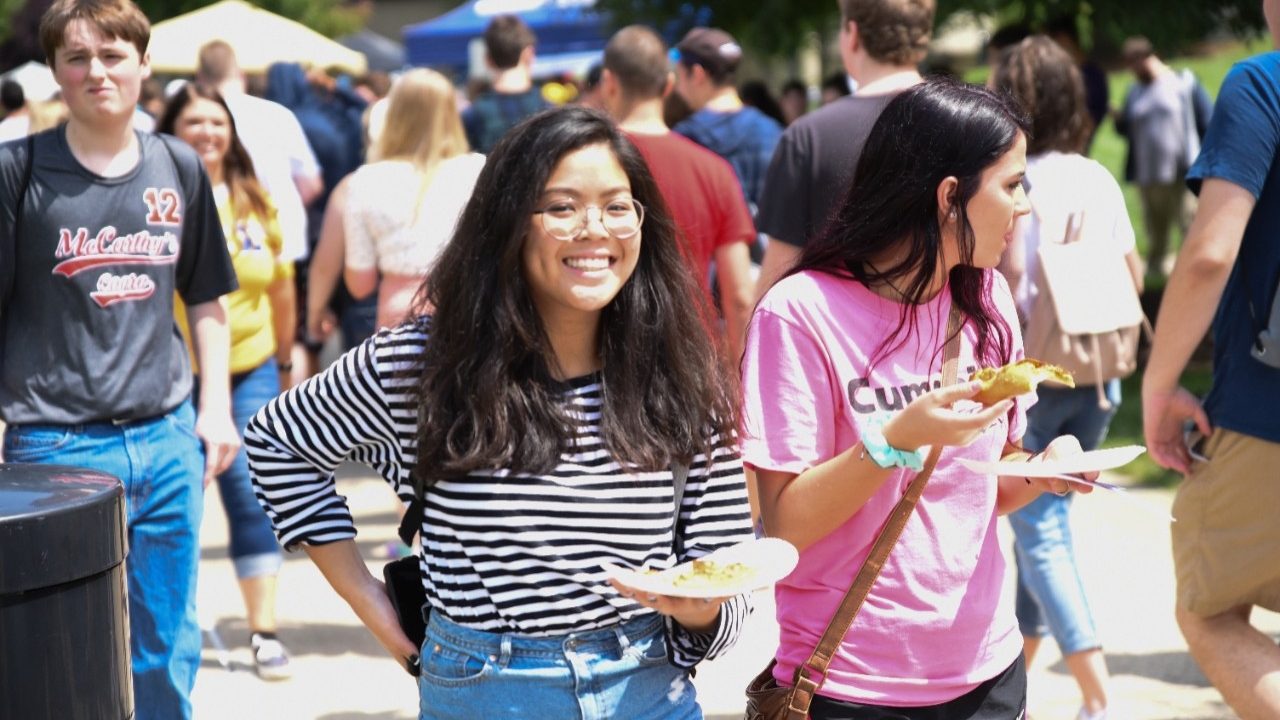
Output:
top-left (216, 359), bottom-right (283, 579)
top-left (340, 293), bottom-right (378, 352)
top-left (1009, 381), bottom-right (1119, 653)
top-left (3, 400), bottom-right (204, 720)
top-left (418, 612), bottom-right (701, 720)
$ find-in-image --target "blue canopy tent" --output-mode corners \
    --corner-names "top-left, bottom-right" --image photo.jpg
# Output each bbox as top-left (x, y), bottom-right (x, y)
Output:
top-left (403, 0), bottom-right (609, 74)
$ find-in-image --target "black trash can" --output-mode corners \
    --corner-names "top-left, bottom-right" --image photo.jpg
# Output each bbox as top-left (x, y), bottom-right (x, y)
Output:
top-left (0, 463), bottom-right (132, 719)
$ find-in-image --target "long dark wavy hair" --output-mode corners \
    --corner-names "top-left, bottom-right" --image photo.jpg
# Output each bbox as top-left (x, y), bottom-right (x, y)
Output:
top-left (411, 105), bottom-right (736, 483)
top-left (789, 78), bottom-right (1028, 370)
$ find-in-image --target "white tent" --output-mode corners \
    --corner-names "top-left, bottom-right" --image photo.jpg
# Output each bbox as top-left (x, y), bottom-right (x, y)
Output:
top-left (1, 61), bottom-right (59, 101)
top-left (148, 0), bottom-right (367, 75)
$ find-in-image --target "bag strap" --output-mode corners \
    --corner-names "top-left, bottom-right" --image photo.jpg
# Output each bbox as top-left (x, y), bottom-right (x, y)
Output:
top-left (398, 490), bottom-right (425, 547)
top-left (398, 460), bottom-right (693, 550)
top-left (5, 133), bottom-right (34, 319)
top-left (787, 304), bottom-right (964, 715)
top-left (671, 461), bottom-right (690, 557)
top-left (14, 132), bottom-right (33, 239)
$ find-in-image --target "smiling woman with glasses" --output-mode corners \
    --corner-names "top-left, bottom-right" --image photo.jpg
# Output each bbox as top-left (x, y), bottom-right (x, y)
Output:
top-left (245, 105), bottom-right (753, 719)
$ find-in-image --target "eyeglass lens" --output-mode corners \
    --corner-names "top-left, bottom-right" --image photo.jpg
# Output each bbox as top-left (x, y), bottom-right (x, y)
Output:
top-left (539, 199), bottom-right (643, 240)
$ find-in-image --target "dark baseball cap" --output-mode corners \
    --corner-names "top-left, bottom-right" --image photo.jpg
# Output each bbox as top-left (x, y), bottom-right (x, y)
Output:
top-left (674, 27), bottom-right (742, 78)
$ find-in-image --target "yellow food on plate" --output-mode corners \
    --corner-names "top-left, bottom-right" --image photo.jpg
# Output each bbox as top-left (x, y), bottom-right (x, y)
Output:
top-left (670, 558), bottom-right (757, 590)
top-left (970, 359), bottom-right (1074, 406)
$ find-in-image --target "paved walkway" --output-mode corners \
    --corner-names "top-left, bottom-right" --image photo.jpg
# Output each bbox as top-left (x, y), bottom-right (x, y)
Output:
top-left (191, 465), bottom-right (1279, 720)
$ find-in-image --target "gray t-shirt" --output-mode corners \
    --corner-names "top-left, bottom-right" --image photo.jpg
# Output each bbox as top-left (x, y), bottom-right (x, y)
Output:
top-left (0, 127), bottom-right (237, 424)
top-left (756, 93), bottom-right (895, 249)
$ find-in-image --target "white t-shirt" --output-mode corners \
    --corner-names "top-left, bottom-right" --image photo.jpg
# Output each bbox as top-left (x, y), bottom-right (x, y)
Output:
top-left (1014, 151), bottom-right (1137, 318)
top-left (343, 153), bottom-right (486, 275)
top-left (224, 93), bottom-right (320, 262)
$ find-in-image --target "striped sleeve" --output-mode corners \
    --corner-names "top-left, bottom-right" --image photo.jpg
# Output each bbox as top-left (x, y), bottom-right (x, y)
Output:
top-left (665, 432), bottom-right (755, 668)
top-left (245, 328), bottom-right (419, 549)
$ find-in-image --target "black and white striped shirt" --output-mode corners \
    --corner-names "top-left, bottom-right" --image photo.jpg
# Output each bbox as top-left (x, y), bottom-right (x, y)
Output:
top-left (244, 322), bottom-right (754, 667)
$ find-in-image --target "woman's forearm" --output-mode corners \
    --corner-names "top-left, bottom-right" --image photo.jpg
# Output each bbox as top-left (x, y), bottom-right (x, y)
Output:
top-left (755, 443), bottom-right (896, 552)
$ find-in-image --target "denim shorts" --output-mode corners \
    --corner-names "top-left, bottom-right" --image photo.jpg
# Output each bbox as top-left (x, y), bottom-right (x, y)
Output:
top-left (417, 612), bottom-right (701, 720)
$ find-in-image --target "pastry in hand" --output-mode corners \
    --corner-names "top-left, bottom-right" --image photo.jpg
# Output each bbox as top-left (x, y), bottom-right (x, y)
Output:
top-left (969, 359), bottom-right (1074, 405)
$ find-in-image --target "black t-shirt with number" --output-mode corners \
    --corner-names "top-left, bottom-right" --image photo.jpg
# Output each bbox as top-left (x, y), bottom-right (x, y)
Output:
top-left (0, 127), bottom-right (236, 424)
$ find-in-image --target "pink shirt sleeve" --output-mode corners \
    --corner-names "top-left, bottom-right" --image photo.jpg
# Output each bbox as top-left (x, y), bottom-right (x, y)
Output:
top-left (741, 306), bottom-right (841, 476)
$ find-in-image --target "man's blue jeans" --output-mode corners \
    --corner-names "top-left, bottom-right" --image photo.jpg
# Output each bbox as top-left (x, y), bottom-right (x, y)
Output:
top-left (4, 400), bottom-right (204, 720)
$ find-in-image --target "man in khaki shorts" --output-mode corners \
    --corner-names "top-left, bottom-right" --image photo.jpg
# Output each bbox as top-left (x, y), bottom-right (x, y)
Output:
top-left (1142, 1), bottom-right (1280, 716)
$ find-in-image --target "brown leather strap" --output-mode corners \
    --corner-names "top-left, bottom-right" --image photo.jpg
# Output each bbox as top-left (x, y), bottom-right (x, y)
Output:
top-left (790, 304), bottom-right (965, 707)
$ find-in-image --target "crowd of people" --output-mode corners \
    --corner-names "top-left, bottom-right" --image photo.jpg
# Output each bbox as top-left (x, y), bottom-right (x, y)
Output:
top-left (1, 0), bottom-right (1278, 718)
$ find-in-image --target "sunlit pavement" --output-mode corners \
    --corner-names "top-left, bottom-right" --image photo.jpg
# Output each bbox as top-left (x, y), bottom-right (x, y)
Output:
top-left (190, 464), bottom-right (1279, 720)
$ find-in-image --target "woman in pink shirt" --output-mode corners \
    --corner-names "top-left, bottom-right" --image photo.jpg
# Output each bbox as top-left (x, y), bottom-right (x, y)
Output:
top-left (741, 79), bottom-right (1095, 718)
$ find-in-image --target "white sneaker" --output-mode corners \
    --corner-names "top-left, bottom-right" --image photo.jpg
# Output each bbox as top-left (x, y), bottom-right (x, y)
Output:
top-left (251, 632), bottom-right (293, 680)
top-left (1076, 707), bottom-right (1107, 720)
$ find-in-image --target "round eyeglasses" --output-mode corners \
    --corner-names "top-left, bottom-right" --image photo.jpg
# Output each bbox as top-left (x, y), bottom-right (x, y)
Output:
top-left (532, 198), bottom-right (645, 241)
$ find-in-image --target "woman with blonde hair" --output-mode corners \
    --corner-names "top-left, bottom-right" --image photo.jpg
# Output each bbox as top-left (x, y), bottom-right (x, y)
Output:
top-left (343, 68), bottom-right (485, 330)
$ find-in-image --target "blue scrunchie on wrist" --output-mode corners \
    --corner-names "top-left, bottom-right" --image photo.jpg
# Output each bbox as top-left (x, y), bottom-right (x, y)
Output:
top-left (862, 412), bottom-right (926, 471)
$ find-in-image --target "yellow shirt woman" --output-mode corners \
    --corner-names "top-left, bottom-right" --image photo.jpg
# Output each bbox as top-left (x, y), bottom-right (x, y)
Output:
top-left (179, 186), bottom-right (293, 374)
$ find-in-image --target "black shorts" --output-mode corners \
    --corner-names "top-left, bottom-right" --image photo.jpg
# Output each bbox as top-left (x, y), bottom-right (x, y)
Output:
top-left (809, 655), bottom-right (1026, 720)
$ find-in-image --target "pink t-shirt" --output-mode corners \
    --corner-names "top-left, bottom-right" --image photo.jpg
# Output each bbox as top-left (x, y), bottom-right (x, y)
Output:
top-left (741, 269), bottom-right (1028, 707)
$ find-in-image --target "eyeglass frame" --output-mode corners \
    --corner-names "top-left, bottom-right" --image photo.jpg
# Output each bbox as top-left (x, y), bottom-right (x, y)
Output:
top-left (531, 197), bottom-right (646, 241)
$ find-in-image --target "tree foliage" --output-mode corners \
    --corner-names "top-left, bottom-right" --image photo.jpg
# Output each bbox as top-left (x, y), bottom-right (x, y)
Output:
top-left (133, 0), bottom-right (363, 38)
top-left (0, 0), bottom-right (363, 72)
top-left (938, 0), bottom-right (1266, 56)
top-left (597, 0), bottom-right (838, 56)
top-left (594, 0), bottom-right (1267, 59)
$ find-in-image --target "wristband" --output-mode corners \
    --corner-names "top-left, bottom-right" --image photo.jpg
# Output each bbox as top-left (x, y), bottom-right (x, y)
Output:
top-left (861, 413), bottom-right (926, 471)
top-left (277, 360), bottom-right (294, 373)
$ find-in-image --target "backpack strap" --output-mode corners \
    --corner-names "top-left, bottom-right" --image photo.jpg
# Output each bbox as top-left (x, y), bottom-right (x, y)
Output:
top-left (670, 461), bottom-right (690, 558)
top-left (5, 133), bottom-right (35, 316)
top-left (14, 133), bottom-right (34, 237)
top-left (153, 133), bottom-right (188, 191)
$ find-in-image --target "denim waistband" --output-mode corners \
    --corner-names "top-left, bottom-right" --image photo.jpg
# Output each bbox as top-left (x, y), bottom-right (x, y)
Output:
top-left (426, 612), bottom-right (665, 661)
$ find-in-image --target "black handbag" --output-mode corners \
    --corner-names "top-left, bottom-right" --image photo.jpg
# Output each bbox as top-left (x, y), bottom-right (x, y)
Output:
top-left (383, 494), bottom-right (428, 651)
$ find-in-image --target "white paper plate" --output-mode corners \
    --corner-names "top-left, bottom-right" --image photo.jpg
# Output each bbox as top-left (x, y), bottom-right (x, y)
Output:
top-left (602, 537), bottom-right (799, 599)
top-left (957, 445), bottom-right (1146, 478)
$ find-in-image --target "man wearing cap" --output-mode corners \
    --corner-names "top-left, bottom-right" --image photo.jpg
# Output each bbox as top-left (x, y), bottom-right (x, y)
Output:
top-left (755, 0), bottom-right (934, 295)
top-left (600, 25), bottom-right (756, 363)
top-left (672, 27), bottom-right (783, 265)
